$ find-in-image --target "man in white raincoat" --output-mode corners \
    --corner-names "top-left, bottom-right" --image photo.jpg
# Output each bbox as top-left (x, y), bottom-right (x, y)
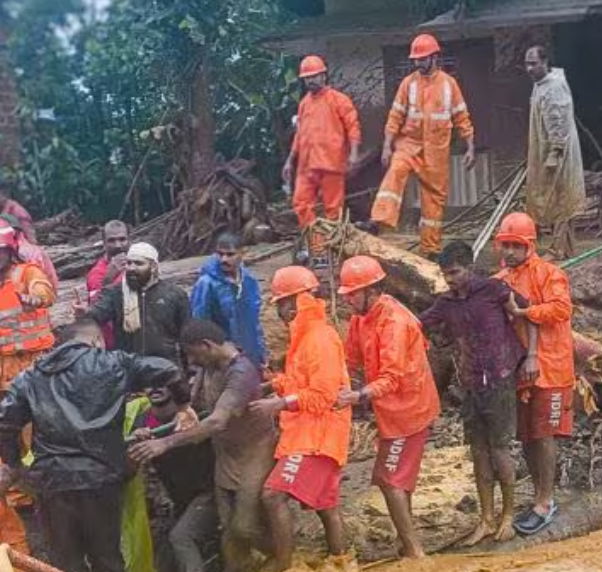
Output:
top-left (524, 45), bottom-right (585, 260)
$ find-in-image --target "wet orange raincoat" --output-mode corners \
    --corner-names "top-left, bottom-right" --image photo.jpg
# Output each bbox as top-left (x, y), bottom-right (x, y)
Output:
top-left (291, 86), bottom-right (361, 228)
top-left (372, 70), bottom-right (474, 254)
top-left (273, 292), bottom-right (352, 466)
top-left (496, 254), bottom-right (574, 389)
top-left (0, 263), bottom-right (55, 391)
top-left (345, 294), bottom-right (440, 438)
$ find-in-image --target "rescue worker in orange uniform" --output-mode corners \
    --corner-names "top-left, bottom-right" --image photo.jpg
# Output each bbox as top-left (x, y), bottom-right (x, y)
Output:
top-left (495, 212), bottom-right (574, 535)
top-left (336, 256), bottom-right (440, 559)
top-left (250, 266), bottom-right (353, 572)
top-left (282, 55), bottom-right (362, 229)
top-left (0, 223), bottom-right (55, 393)
top-left (369, 34), bottom-right (475, 258)
top-left (0, 454), bottom-right (29, 558)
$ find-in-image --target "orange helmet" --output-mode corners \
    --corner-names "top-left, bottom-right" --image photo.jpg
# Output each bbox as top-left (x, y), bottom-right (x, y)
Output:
top-left (298, 55), bottom-right (327, 78)
top-left (0, 220), bottom-right (16, 251)
top-left (409, 34), bottom-right (441, 59)
top-left (338, 256), bottom-right (386, 295)
top-left (495, 212), bottom-right (537, 246)
top-left (270, 266), bottom-right (319, 302)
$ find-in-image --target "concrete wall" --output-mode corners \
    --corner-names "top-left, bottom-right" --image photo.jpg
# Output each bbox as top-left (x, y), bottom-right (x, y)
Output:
top-left (0, 31), bottom-right (20, 169)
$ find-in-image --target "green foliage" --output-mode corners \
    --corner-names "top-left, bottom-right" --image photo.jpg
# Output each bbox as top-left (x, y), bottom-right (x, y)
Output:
top-left (7, 0), bottom-right (297, 221)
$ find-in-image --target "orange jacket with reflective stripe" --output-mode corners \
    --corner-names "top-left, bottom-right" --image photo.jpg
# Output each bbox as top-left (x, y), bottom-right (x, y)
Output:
top-left (496, 254), bottom-right (574, 389)
top-left (385, 69), bottom-right (474, 158)
top-left (0, 263), bottom-right (55, 356)
top-left (346, 294), bottom-right (440, 438)
top-left (273, 293), bottom-right (351, 466)
top-left (292, 86), bottom-right (361, 174)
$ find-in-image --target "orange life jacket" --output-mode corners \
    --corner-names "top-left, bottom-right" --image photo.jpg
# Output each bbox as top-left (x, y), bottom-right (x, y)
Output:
top-left (0, 264), bottom-right (54, 355)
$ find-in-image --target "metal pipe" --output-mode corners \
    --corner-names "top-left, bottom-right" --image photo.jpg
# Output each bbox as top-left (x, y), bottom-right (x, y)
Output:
top-left (472, 167), bottom-right (526, 261)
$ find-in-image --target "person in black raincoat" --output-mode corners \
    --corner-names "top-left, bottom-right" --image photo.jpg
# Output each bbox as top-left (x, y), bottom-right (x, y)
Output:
top-left (0, 318), bottom-right (183, 572)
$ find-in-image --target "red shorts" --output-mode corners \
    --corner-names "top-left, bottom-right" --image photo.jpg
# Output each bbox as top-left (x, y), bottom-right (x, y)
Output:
top-left (372, 427), bottom-right (430, 492)
top-left (264, 454), bottom-right (341, 511)
top-left (517, 386), bottom-right (574, 442)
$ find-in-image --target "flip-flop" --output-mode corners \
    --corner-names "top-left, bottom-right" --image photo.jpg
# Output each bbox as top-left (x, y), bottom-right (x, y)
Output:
top-left (513, 503), bottom-right (534, 527)
top-left (514, 501), bottom-right (558, 535)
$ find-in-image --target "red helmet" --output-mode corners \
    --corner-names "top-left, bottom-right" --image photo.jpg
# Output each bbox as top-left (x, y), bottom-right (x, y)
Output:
top-left (409, 34), bottom-right (441, 59)
top-left (495, 212), bottom-right (537, 246)
top-left (338, 256), bottom-right (386, 295)
top-left (270, 266), bottom-right (319, 302)
top-left (298, 55), bottom-right (327, 78)
top-left (0, 220), bottom-right (17, 251)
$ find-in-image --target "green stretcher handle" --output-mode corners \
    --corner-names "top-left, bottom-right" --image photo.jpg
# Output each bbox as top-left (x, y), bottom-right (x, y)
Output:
top-left (559, 243), bottom-right (602, 270)
top-left (124, 420), bottom-right (177, 444)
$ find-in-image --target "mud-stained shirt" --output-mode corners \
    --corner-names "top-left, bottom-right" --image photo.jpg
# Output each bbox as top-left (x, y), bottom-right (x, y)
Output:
top-left (420, 277), bottom-right (528, 390)
top-left (201, 354), bottom-right (276, 491)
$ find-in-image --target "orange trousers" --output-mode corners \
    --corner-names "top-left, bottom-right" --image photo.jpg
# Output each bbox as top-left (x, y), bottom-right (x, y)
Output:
top-left (0, 499), bottom-right (29, 555)
top-left (293, 169), bottom-right (345, 229)
top-left (371, 152), bottom-right (449, 255)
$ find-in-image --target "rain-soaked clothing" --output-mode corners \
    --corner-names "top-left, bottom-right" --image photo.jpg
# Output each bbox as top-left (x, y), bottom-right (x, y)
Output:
top-left (0, 263), bottom-right (55, 391)
top-left (527, 68), bottom-right (585, 259)
top-left (121, 398), bottom-right (155, 572)
top-left (496, 253), bottom-right (575, 390)
top-left (517, 385), bottom-right (573, 442)
top-left (190, 255), bottom-right (266, 367)
top-left (419, 277), bottom-right (527, 389)
top-left (291, 86), bottom-right (361, 228)
top-left (272, 292), bottom-right (352, 467)
top-left (346, 294), bottom-right (440, 439)
top-left (0, 341), bottom-right (179, 491)
top-left (265, 454), bottom-right (341, 510)
top-left (372, 427), bottom-right (430, 492)
top-left (371, 69), bottom-right (474, 254)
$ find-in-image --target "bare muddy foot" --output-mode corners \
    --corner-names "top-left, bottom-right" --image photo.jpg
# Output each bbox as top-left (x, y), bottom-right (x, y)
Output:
top-left (494, 516), bottom-right (517, 542)
top-left (395, 537), bottom-right (426, 559)
top-left (459, 520), bottom-right (496, 547)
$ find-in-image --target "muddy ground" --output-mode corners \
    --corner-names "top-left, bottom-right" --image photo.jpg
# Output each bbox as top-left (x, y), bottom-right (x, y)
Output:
top-left (47, 239), bottom-right (602, 569)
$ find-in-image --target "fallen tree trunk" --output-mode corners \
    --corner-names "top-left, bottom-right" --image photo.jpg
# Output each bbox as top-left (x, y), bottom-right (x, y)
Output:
top-left (314, 219), bottom-right (602, 394)
top-left (314, 219), bottom-right (447, 312)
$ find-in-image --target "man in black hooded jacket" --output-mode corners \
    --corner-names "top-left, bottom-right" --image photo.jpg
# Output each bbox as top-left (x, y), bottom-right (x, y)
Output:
top-left (0, 317), bottom-right (181, 572)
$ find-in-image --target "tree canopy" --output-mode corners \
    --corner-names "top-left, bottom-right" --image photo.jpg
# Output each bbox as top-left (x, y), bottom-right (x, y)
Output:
top-left (5, 0), bottom-right (299, 221)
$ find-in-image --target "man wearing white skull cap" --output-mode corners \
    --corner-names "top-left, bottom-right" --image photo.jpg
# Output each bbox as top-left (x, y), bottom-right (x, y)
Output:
top-left (77, 242), bottom-right (190, 363)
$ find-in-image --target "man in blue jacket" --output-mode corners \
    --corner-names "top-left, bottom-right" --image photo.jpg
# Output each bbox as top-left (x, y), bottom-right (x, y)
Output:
top-left (190, 232), bottom-right (266, 368)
